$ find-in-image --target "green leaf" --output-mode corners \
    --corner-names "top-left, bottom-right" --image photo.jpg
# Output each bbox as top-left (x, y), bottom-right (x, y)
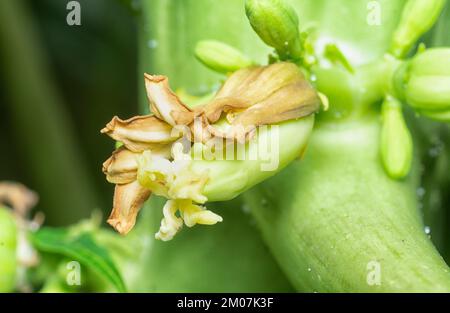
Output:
top-left (31, 227), bottom-right (126, 292)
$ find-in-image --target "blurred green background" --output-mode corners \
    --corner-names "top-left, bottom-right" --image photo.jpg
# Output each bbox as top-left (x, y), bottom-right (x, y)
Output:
top-left (0, 0), bottom-right (137, 225)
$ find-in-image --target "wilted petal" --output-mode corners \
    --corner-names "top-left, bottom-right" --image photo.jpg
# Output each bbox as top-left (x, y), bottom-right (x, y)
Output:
top-left (216, 63), bottom-right (301, 104)
top-left (189, 115), bottom-right (214, 144)
top-left (206, 123), bottom-right (255, 143)
top-left (101, 115), bottom-right (176, 152)
top-left (202, 63), bottom-right (320, 136)
top-left (108, 181), bottom-right (151, 235)
top-left (201, 67), bottom-right (262, 123)
top-left (202, 62), bottom-right (320, 138)
top-left (202, 97), bottom-right (249, 124)
top-left (144, 74), bottom-right (195, 126)
top-left (232, 80), bottom-right (320, 126)
top-left (215, 66), bottom-right (263, 98)
top-left (102, 147), bottom-right (139, 184)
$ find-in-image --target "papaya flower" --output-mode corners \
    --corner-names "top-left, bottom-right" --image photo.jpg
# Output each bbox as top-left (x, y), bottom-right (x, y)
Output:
top-left (101, 62), bottom-right (320, 241)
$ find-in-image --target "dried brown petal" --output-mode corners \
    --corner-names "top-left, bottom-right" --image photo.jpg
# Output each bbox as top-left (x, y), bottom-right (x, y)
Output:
top-left (144, 74), bottom-right (195, 125)
top-left (102, 147), bottom-right (140, 184)
top-left (202, 97), bottom-right (249, 124)
top-left (232, 80), bottom-right (320, 126)
top-left (101, 115), bottom-right (176, 152)
top-left (202, 62), bottom-right (320, 140)
top-left (189, 115), bottom-right (213, 143)
top-left (214, 62), bottom-right (302, 104)
top-left (215, 66), bottom-right (264, 98)
top-left (108, 181), bottom-right (151, 235)
top-left (0, 182), bottom-right (38, 217)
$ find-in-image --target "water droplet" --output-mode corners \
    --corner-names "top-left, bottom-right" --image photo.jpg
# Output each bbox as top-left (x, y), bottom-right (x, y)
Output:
top-left (307, 267), bottom-right (312, 272)
top-left (416, 187), bottom-right (426, 198)
top-left (211, 82), bottom-right (221, 92)
top-left (428, 146), bottom-right (443, 158)
top-left (147, 39), bottom-right (158, 49)
top-left (333, 111), bottom-right (343, 119)
top-left (241, 204), bottom-right (251, 214)
top-left (428, 137), bottom-right (444, 158)
top-left (198, 84), bottom-right (209, 93)
top-left (424, 226), bottom-right (431, 236)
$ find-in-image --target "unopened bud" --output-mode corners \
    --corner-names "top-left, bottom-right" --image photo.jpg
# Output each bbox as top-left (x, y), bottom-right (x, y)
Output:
top-left (195, 40), bottom-right (254, 74)
top-left (245, 0), bottom-right (302, 60)
top-left (380, 97), bottom-right (413, 180)
top-left (396, 48), bottom-right (450, 118)
top-left (390, 0), bottom-right (446, 58)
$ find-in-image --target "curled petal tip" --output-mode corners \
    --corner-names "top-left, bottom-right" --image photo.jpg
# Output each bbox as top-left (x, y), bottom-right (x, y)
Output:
top-left (101, 115), bottom-right (176, 152)
top-left (108, 181), bottom-right (151, 235)
top-left (102, 147), bottom-right (139, 185)
top-left (144, 74), bottom-right (195, 126)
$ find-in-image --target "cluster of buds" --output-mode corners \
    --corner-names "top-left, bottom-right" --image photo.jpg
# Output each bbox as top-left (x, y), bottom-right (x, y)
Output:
top-left (394, 48), bottom-right (450, 121)
top-left (101, 62), bottom-right (320, 241)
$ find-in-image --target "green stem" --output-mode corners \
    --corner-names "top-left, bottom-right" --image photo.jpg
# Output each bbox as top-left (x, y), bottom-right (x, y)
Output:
top-left (245, 115), bottom-right (450, 292)
top-left (0, 0), bottom-right (99, 224)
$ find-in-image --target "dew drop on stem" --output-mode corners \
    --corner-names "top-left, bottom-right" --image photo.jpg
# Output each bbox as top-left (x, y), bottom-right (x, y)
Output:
top-left (261, 198), bottom-right (268, 207)
top-left (241, 204), bottom-right (251, 214)
top-left (424, 226), bottom-right (431, 238)
top-left (147, 39), bottom-right (158, 49)
top-left (416, 187), bottom-right (426, 198)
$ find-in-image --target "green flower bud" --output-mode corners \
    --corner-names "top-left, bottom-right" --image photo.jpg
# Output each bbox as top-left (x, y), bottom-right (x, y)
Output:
top-left (390, 0), bottom-right (446, 58)
top-left (245, 0), bottom-right (302, 60)
top-left (380, 97), bottom-right (413, 180)
top-left (418, 108), bottom-right (450, 122)
top-left (395, 48), bottom-right (450, 119)
top-left (194, 40), bottom-right (254, 74)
